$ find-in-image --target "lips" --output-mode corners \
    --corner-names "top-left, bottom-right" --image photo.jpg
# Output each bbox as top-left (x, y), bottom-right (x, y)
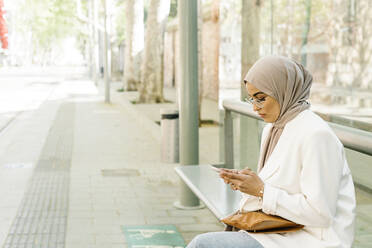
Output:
top-left (259, 113), bottom-right (266, 118)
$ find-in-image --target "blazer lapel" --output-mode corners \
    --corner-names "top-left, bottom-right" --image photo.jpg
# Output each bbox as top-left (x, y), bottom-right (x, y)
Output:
top-left (258, 126), bottom-right (289, 181)
top-left (258, 148), bottom-right (281, 180)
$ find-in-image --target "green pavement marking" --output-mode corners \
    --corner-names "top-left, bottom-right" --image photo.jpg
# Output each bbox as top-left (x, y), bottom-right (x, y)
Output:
top-left (122, 225), bottom-right (186, 248)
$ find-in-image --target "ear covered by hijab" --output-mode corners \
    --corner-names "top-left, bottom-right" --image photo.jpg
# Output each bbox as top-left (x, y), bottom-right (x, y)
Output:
top-left (244, 55), bottom-right (313, 170)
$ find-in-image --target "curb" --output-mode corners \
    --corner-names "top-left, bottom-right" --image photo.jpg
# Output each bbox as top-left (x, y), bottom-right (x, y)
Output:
top-left (112, 90), bottom-right (162, 144)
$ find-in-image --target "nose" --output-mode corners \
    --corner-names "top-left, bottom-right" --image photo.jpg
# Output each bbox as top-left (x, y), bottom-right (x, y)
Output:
top-left (253, 103), bottom-right (261, 112)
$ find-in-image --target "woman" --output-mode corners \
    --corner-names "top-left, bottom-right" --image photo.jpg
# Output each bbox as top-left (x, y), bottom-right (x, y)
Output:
top-left (186, 56), bottom-right (356, 248)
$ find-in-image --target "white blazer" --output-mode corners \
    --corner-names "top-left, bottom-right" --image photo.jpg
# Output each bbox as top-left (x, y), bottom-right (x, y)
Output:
top-left (239, 110), bottom-right (356, 248)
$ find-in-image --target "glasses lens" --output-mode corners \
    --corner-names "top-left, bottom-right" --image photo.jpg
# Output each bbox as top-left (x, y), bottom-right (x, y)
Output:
top-left (244, 97), bottom-right (263, 108)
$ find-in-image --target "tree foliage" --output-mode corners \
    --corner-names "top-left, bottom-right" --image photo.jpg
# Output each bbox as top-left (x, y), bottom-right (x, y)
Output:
top-left (114, 0), bottom-right (126, 45)
top-left (18, 0), bottom-right (79, 63)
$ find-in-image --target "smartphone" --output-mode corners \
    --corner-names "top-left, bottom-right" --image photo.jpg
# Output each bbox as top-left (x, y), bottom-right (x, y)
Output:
top-left (210, 166), bottom-right (222, 173)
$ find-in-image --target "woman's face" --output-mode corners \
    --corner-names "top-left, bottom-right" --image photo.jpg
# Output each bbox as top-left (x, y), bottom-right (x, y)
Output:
top-left (245, 82), bottom-right (280, 123)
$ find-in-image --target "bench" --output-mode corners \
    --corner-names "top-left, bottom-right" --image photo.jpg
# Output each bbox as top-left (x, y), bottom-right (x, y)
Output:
top-left (175, 99), bottom-right (372, 220)
top-left (174, 164), bottom-right (240, 219)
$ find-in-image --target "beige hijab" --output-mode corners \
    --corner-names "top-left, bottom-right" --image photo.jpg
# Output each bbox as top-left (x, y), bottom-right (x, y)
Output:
top-left (244, 56), bottom-right (313, 171)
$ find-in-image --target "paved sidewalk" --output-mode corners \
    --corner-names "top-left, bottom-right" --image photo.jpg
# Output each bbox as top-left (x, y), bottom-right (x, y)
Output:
top-left (66, 80), bottom-right (224, 247)
top-left (0, 75), bottom-right (223, 248)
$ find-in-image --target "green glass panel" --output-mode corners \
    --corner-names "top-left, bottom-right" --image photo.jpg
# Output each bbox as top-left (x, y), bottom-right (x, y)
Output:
top-left (122, 225), bottom-right (186, 248)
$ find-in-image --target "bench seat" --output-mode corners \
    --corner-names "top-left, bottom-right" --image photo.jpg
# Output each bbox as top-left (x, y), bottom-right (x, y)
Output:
top-left (174, 165), bottom-right (241, 219)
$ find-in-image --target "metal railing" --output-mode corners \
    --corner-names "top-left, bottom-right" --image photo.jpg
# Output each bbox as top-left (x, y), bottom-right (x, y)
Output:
top-left (222, 99), bottom-right (372, 169)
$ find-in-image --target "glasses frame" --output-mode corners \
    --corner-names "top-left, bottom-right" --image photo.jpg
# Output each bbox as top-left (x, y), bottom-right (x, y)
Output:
top-left (243, 96), bottom-right (266, 108)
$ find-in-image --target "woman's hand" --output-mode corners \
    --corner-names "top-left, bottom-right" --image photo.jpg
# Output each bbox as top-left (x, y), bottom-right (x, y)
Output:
top-left (219, 168), bottom-right (264, 197)
top-left (219, 168), bottom-right (239, 190)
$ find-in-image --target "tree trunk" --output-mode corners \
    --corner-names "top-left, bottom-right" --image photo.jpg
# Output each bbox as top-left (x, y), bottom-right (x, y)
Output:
top-left (241, 0), bottom-right (261, 90)
top-left (301, 0), bottom-right (312, 67)
top-left (138, 0), bottom-right (171, 103)
top-left (270, 0), bottom-right (274, 54)
top-left (124, 0), bottom-right (144, 91)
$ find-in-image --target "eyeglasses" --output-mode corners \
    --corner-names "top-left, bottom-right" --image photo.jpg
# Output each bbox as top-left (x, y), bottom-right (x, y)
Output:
top-left (243, 96), bottom-right (266, 108)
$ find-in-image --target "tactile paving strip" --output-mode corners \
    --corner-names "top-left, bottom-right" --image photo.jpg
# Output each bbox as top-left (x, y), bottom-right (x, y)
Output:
top-left (2, 103), bottom-right (75, 248)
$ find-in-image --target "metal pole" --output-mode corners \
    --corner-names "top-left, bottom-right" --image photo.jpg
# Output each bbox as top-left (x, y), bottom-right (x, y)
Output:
top-left (103, 0), bottom-right (110, 103)
top-left (224, 110), bottom-right (234, 169)
top-left (219, 108), bottom-right (225, 163)
top-left (93, 0), bottom-right (99, 85)
top-left (240, 0), bottom-right (249, 170)
top-left (88, 0), bottom-right (94, 79)
top-left (240, 0), bottom-right (261, 170)
top-left (174, 0), bottom-right (202, 209)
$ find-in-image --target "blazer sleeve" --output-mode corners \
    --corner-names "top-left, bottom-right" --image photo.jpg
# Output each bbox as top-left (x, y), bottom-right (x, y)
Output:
top-left (261, 129), bottom-right (344, 227)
